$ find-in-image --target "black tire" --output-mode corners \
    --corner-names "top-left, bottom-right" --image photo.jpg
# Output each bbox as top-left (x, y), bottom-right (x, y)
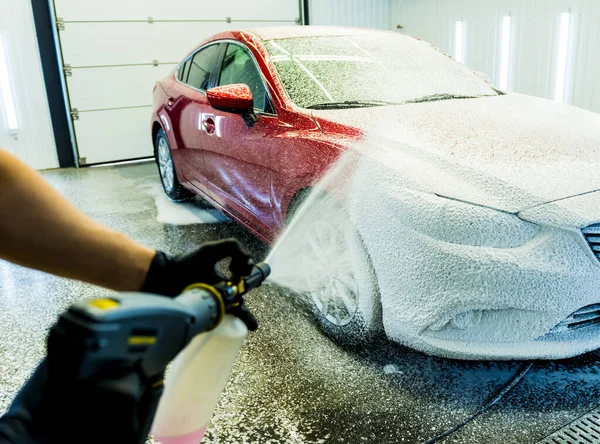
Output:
top-left (154, 128), bottom-right (194, 202)
top-left (284, 190), bottom-right (382, 345)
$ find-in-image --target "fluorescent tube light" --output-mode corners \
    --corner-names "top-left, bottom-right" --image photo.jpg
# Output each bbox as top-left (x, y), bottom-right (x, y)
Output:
top-left (0, 34), bottom-right (18, 130)
top-left (455, 20), bottom-right (464, 64)
top-left (498, 15), bottom-right (512, 91)
top-left (554, 12), bottom-right (570, 103)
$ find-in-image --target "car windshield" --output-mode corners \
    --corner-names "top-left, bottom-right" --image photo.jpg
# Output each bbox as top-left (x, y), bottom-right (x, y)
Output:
top-left (264, 33), bottom-right (498, 109)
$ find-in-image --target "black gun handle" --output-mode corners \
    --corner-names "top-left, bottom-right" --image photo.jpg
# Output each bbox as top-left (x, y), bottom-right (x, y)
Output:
top-left (45, 365), bottom-right (165, 443)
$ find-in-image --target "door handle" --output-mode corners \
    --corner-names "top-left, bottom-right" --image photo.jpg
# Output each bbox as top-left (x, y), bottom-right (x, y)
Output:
top-left (203, 117), bottom-right (216, 135)
top-left (165, 96), bottom-right (175, 107)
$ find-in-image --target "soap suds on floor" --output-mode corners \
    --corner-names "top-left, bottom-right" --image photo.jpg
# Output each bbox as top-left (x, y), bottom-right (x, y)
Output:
top-left (154, 194), bottom-right (229, 225)
top-left (383, 364), bottom-right (403, 375)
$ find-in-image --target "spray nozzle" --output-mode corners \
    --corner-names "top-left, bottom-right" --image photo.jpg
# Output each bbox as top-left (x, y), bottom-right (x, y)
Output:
top-left (242, 262), bottom-right (271, 292)
top-left (217, 262), bottom-right (270, 331)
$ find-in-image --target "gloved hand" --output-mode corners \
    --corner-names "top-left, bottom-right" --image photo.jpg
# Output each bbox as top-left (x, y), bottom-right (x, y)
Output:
top-left (0, 362), bottom-right (48, 444)
top-left (0, 352), bottom-right (159, 444)
top-left (0, 238), bottom-right (257, 444)
top-left (141, 238), bottom-right (255, 297)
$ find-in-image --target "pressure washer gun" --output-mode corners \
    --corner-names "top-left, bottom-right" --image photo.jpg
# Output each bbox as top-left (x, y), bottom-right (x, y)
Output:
top-left (43, 262), bottom-right (270, 444)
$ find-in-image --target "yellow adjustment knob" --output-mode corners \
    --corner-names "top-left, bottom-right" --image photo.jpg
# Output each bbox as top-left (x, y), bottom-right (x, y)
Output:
top-left (89, 298), bottom-right (120, 311)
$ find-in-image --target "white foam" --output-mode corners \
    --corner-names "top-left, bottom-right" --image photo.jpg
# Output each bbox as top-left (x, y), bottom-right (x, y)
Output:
top-left (267, 93), bottom-right (600, 360)
top-left (154, 194), bottom-right (229, 225)
top-left (383, 365), bottom-right (402, 375)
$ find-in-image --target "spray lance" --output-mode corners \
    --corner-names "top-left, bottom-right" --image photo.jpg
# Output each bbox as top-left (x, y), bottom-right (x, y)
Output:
top-left (41, 262), bottom-right (271, 444)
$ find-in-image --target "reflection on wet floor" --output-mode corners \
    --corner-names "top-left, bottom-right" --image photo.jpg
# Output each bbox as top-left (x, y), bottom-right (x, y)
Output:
top-left (1, 161), bottom-right (599, 443)
top-left (153, 193), bottom-right (230, 225)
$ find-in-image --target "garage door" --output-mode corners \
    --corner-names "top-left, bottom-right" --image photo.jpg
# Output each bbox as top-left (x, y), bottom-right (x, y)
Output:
top-left (52, 0), bottom-right (300, 165)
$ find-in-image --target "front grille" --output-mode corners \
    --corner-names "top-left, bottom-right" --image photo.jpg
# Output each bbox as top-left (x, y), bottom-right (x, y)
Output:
top-left (582, 223), bottom-right (600, 263)
top-left (549, 304), bottom-right (600, 333)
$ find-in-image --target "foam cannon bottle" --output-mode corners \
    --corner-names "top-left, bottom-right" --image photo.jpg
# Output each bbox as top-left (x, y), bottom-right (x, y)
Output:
top-left (151, 263), bottom-right (270, 443)
top-left (38, 262), bottom-right (269, 444)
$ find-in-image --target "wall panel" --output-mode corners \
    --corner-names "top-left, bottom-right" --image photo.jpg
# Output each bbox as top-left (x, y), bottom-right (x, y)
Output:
top-left (309, 0), bottom-right (391, 29)
top-left (53, 0), bottom-right (300, 165)
top-left (392, 0), bottom-right (600, 113)
top-left (0, 0), bottom-right (58, 169)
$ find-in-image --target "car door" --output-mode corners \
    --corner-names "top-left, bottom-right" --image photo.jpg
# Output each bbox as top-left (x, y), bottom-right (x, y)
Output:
top-left (166, 43), bottom-right (222, 195)
top-left (201, 42), bottom-right (279, 235)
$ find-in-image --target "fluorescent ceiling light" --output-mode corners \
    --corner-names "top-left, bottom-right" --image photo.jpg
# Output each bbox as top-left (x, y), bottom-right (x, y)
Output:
top-left (554, 12), bottom-right (570, 103)
top-left (498, 15), bottom-right (512, 91)
top-left (0, 34), bottom-right (18, 130)
top-left (455, 20), bottom-right (464, 64)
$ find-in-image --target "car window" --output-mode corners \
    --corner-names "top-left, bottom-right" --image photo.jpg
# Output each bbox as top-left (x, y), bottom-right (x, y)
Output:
top-left (178, 59), bottom-right (191, 83)
top-left (186, 44), bottom-right (221, 91)
top-left (218, 43), bottom-right (270, 112)
top-left (265, 35), bottom-right (498, 108)
top-left (182, 59), bottom-right (192, 83)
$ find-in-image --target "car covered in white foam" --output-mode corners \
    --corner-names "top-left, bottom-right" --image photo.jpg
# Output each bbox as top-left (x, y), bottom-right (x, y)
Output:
top-left (265, 27), bottom-right (600, 360)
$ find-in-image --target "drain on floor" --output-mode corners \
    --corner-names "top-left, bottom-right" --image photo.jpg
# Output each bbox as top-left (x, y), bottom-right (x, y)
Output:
top-left (540, 409), bottom-right (600, 443)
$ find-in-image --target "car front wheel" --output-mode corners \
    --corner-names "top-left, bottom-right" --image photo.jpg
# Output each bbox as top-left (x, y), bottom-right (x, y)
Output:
top-left (292, 193), bottom-right (382, 343)
top-left (155, 128), bottom-right (194, 202)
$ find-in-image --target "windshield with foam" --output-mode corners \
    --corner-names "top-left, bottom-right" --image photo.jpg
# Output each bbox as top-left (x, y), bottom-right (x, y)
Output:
top-left (265, 34), bottom-right (498, 109)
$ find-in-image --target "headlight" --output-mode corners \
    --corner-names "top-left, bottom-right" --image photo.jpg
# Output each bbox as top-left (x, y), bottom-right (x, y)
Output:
top-left (405, 191), bottom-right (540, 248)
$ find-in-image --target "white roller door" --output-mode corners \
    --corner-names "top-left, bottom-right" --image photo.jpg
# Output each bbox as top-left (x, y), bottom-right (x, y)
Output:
top-left (52, 0), bottom-right (300, 165)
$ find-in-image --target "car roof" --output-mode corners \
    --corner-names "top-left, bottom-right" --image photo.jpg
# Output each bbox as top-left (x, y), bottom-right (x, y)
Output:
top-left (245, 25), bottom-right (397, 41)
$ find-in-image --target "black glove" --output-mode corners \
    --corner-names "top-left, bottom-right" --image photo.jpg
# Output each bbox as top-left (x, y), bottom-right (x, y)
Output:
top-left (0, 354), bottom-right (159, 444)
top-left (0, 362), bottom-right (48, 444)
top-left (0, 239), bottom-right (257, 444)
top-left (141, 238), bottom-right (254, 297)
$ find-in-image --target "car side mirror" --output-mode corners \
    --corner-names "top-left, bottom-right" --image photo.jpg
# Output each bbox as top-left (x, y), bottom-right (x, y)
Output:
top-left (207, 84), bottom-right (257, 126)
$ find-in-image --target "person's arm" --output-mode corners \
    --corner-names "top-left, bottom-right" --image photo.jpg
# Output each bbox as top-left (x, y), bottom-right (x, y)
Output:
top-left (0, 149), bottom-right (156, 291)
top-left (0, 150), bottom-right (257, 443)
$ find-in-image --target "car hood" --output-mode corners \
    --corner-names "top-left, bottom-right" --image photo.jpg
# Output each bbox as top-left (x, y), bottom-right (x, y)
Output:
top-left (312, 93), bottom-right (600, 215)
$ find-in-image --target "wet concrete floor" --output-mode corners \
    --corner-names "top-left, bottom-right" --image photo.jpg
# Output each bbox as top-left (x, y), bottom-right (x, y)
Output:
top-left (1, 162), bottom-right (599, 444)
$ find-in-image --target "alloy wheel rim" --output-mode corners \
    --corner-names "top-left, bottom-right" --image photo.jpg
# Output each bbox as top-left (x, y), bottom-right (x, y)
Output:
top-left (302, 219), bottom-right (359, 326)
top-left (157, 137), bottom-right (174, 192)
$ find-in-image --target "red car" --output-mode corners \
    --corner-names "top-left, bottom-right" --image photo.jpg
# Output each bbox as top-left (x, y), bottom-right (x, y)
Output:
top-left (151, 26), bottom-right (363, 244)
top-left (151, 26), bottom-right (600, 361)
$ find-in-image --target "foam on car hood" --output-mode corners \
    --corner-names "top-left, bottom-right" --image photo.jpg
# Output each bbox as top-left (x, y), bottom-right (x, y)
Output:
top-left (312, 93), bottom-right (600, 214)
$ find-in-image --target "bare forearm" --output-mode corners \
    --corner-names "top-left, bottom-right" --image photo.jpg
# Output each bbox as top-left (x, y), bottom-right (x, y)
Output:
top-left (0, 150), bottom-right (155, 291)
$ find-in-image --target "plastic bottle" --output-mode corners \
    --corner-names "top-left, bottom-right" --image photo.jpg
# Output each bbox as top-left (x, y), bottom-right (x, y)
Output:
top-left (151, 315), bottom-right (248, 444)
